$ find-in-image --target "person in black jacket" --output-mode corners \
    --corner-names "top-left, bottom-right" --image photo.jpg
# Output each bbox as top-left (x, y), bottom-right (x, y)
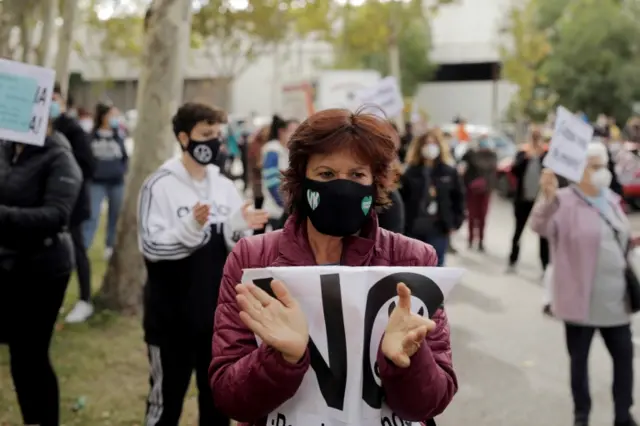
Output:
top-left (0, 110), bottom-right (82, 425)
top-left (378, 141), bottom-right (406, 233)
top-left (51, 84), bottom-right (97, 323)
top-left (400, 130), bottom-right (465, 266)
top-left (507, 129), bottom-right (549, 273)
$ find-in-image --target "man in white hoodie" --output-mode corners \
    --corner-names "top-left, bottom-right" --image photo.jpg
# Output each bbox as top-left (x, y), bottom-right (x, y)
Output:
top-left (137, 102), bottom-right (268, 425)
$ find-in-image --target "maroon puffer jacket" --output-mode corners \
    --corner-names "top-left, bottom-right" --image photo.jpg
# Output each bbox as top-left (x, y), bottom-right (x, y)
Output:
top-left (209, 213), bottom-right (458, 425)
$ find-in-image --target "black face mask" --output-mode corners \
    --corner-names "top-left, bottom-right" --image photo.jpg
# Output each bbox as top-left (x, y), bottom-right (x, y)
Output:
top-left (184, 138), bottom-right (221, 165)
top-left (301, 178), bottom-right (375, 237)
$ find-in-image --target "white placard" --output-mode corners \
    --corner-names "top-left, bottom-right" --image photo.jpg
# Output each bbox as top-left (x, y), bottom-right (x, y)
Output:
top-left (543, 105), bottom-right (594, 182)
top-left (0, 59), bottom-right (56, 147)
top-left (353, 76), bottom-right (405, 119)
top-left (241, 266), bottom-right (464, 426)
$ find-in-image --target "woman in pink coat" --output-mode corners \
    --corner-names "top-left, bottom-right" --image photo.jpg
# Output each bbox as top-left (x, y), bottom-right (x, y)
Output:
top-left (530, 142), bottom-right (636, 426)
top-left (209, 108), bottom-right (458, 426)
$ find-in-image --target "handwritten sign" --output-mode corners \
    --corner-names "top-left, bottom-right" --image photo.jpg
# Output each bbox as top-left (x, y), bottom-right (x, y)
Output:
top-left (353, 76), bottom-right (404, 119)
top-left (543, 106), bottom-right (594, 182)
top-left (0, 59), bottom-right (55, 147)
top-left (241, 266), bottom-right (463, 426)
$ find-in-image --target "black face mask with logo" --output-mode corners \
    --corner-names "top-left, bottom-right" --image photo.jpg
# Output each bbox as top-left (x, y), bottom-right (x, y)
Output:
top-left (184, 138), bottom-right (222, 165)
top-left (300, 178), bottom-right (375, 237)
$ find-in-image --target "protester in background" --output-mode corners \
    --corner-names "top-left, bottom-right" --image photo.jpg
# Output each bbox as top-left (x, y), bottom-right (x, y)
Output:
top-left (0, 108), bottom-right (82, 425)
top-left (261, 115), bottom-right (298, 231)
top-left (402, 130), bottom-right (465, 265)
top-left (609, 116), bottom-right (622, 141)
top-left (507, 128), bottom-right (549, 274)
top-left (50, 83), bottom-right (97, 324)
top-left (454, 116), bottom-right (470, 143)
top-left (249, 126), bottom-right (270, 235)
top-left (460, 134), bottom-right (498, 251)
top-left (84, 102), bottom-right (128, 260)
top-left (138, 102), bottom-right (268, 426)
top-left (78, 107), bottom-right (94, 133)
top-left (210, 108), bottom-right (457, 425)
top-left (530, 143), bottom-right (636, 426)
top-left (625, 117), bottom-right (640, 143)
top-left (378, 133), bottom-right (405, 233)
top-left (399, 121), bottom-right (413, 161)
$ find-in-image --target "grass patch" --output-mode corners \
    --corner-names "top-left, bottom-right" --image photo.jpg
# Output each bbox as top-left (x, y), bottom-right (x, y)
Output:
top-left (0, 219), bottom-right (199, 425)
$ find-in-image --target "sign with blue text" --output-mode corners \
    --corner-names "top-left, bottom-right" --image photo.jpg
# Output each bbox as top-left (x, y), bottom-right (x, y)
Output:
top-left (0, 59), bottom-right (55, 146)
top-left (241, 266), bottom-right (463, 426)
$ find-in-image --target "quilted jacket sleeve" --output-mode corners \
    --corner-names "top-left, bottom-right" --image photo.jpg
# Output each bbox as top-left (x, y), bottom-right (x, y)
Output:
top-left (377, 238), bottom-right (458, 421)
top-left (209, 237), bottom-right (311, 422)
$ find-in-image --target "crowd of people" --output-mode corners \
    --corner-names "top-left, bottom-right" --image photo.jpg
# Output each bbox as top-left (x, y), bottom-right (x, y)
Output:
top-left (1, 86), bottom-right (640, 426)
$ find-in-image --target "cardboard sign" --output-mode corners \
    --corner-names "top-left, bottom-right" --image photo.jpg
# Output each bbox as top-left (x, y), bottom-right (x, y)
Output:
top-left (241, 266), bottom-right (464, 426)
top-left (353, 76), bottom-right (404, 119)
top-left (543, 106), bottom-right (594, 182)
top-left (0, 59), bottom-right (55, 147)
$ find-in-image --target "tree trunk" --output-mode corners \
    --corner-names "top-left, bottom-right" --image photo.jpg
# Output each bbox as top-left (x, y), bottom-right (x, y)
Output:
top-left (97, 0), bottom-right (194, 314)
top-left (19, 12), bottom-right (32, 63)
top-left (55, 0), bottom-right (78, 98)
top-left (388, 1), bottom-right (405, 132)
top-left (36, 0), bottom-right (58, 66)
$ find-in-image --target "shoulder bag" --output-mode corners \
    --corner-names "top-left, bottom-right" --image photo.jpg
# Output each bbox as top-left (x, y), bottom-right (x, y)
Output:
top-left (572, 188), bottom-right (640, 312)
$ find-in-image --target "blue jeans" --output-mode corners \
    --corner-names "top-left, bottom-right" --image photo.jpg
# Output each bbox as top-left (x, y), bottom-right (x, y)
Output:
top-left (83, 182), bottom-right (124, 250)
top-left (426, 234), bottom-right (449, 266)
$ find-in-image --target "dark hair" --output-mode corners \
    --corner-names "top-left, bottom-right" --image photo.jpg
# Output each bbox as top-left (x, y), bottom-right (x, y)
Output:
top-left (268, 115), bottom-right (287, 141)
top-left (93, 102), bottom-right (113, 131)
top-left (172, 102), bottom-right (227, 139)
top-left (281, 108), bottom-right (399, 215)
top-left (53, 82), bottom-right (61, 95)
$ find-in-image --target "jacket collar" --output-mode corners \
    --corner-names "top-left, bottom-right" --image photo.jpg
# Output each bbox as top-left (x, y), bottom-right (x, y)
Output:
top-left (272, 212), bottom-right (379, 267)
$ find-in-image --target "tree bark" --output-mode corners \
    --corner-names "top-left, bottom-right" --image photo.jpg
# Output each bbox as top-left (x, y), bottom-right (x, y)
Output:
top-left (36, 0), bottom-right (58, 66)
top-left (97, 0), bottom-right (194, 314)
top-left (18, 11), bottom-right (33, 63)
top-left (55, 0), bottom-right (78, 98)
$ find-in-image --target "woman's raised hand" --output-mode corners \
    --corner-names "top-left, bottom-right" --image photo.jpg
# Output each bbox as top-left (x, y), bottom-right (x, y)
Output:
top-left (540, 168), bottom-right (558, 201)
top-left (381, 283), bottom-right (437, 368)
top-left (235, 280), bottom-right (309, 364)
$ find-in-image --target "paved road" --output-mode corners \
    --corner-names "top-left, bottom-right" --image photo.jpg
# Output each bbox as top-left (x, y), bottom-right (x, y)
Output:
top-left (439, 196), bottom-right (640, 426)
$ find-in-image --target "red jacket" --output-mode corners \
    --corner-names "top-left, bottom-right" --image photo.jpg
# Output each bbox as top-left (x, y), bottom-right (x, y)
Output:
top-left (209, 214), bottom-right (458, 425)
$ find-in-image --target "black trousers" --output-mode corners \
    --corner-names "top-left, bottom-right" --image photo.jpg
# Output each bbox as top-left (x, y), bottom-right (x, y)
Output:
top-left (509, 200), bottom-right (549, 269)
top-left (565, 323), bottom-right (634, 423)
top-left (70, 224), bottom-right (92, 302)
top-left (145, 334), bottom-right (229, 426)
top-left (0, 267), bottom-right (70, 426)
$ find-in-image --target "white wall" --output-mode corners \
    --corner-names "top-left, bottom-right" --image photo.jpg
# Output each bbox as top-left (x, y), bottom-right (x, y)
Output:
top-left (415, 80), bottom-right (518, 126)
top-left (428, 0), bottom-right (520, 64)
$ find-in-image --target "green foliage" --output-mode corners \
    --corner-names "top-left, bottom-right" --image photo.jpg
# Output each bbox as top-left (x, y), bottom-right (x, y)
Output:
top-left (191, 0), bottom-right (293, 77)
top-left (331, 0), bottom-right (443, 96)
top-left (85, 0), bottom-right (145, 59)
top-left (499, 0), bottom-right (555, 121)
top-left (541, 0), bottom-right (640, 121)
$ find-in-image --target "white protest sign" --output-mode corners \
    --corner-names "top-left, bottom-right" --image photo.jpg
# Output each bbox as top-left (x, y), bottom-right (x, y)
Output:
top-left (241, 265), bottom-right (464, 426)
top-left (543, 105), bottom-right (594, 182)
top-left (0, 59), bottom-right (55, 147)
top-left (353, 76), bottom-right (404, 119)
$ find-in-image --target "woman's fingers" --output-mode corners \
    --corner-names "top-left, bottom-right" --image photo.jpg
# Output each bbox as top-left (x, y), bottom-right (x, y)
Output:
top-left (248, 282), bottom-right (275, 307)
top-left (239, 311), bottom-right (269, 339)
top-left (392, 352), bottom-right (410, 368)
top-left (396, 282), bottom-right (412, 311)
top-left (236, 294), bottom-right (265, 322)
top-left (271, 280), bottom-right (295, 308)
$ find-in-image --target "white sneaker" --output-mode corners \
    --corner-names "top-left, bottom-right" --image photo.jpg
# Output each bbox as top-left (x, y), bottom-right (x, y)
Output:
top-left (65, 301), bottom-right (94, 323)
top-left (104, 247), bottom-right (113, 260)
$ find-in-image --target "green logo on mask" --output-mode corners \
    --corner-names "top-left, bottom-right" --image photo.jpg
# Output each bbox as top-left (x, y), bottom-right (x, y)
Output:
top-left (361, 195), bottom-right (372, 215)
top-left (307, 190), bottom-right (320, 210)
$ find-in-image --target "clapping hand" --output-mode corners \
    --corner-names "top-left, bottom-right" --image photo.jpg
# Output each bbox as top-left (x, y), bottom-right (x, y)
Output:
top-left (240, 200), bottom-right (270, 230)
top-left (235, 280), bottom-right (309, 364)
top-left (539, 168), bottom-right (558, 201)
top-left (381, 283), bottom-right (437, 368)
top-left (192, 202), bottom-right (211, 227)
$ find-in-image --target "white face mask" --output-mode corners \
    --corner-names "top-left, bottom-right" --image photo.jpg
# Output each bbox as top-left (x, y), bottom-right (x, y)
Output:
top-left (421, 144), bottom-right (440, 160)
top-left (590, 168), bottom-right (612, 189)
